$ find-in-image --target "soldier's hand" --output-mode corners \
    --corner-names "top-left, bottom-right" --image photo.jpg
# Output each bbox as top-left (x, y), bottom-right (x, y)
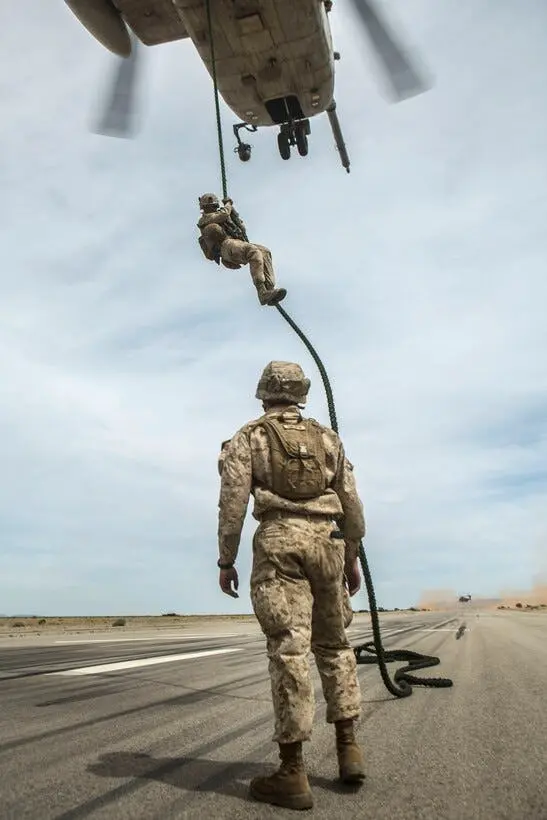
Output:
top-left (344, 558), bottom-right (361, 597)
top-left (219, 567), bottom-right (239, 598)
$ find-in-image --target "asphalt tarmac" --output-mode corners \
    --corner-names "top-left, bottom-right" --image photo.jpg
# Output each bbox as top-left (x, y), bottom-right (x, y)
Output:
top-left (0, 610), bottom-right (545, 819)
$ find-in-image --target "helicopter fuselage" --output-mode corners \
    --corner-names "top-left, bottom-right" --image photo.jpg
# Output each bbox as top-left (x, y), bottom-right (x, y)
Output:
top-left (70, 0), bottom-right (337, 127)
top-left (65, 0), bottom-right (349, 166)
top-left (65, 0), bottom-right (427, 170)
top-left (179, 0), bottom-right (336, 128)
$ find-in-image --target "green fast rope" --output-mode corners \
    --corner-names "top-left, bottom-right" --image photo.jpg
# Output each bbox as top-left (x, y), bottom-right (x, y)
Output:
top-left (275, 305), bottom-right (453, 695)
top-left (205, 1), bottom-right (452, 697)
top-left (205, 0), bottom-right (228, 203)
top-left (205, 0), bottom-right (250, 242)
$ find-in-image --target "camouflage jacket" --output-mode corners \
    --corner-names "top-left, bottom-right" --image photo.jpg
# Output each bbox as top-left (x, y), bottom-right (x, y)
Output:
top-left (197, 202), bottom-right (246, 242)
top-left (217, 404), bottom-right (365, 565)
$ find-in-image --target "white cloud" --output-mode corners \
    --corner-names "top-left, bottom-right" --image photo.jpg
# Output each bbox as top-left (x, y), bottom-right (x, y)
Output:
top-left (1, 0), bottom-right (546, 615)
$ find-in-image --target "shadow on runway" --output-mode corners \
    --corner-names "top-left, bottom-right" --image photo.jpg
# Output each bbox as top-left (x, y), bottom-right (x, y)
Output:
top-left (88, 750), bottom-right (365, 802)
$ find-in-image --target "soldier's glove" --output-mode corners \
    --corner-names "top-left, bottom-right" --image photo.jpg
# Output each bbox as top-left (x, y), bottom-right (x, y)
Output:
top-left (222, 197), bottom-right (233, 205)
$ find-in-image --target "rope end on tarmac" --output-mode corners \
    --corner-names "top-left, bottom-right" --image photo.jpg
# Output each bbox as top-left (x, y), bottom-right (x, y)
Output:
top-left (354, 640), bottom-right (454, 694)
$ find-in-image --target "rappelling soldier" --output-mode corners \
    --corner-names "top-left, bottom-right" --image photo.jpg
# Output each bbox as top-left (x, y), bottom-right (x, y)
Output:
top-left (216, 361), bottom-right (366, 810)
top-left (197, 193), bottom-right (287, 307)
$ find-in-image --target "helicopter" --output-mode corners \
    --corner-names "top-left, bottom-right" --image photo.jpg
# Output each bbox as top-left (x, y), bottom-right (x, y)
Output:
top-left (458, 594), bottom-right (472, 603)
top-left (63, 0), bottom-right (431, 173)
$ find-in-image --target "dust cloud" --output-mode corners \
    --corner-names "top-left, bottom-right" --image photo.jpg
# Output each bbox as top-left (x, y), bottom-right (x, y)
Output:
top-left (416, 576), bottom-right (547, 610)
top-left (497, 576), bottom-right (547, 607)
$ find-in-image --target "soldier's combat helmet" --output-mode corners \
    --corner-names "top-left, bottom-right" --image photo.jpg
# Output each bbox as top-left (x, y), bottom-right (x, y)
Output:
top-left (199, 193), bottom-right (220, 211)
top-left (255, 361), bottom-right (310, 406)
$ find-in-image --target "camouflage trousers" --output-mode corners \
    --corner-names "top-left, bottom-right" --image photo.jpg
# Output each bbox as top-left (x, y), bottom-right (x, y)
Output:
top-left (220, 238), bottom-right (276, 291)
top-left (250, 516), bottom-right (361, 744)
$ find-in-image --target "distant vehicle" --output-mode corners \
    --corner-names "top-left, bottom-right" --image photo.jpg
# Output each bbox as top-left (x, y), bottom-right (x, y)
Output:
top-left (458, 594), bottom-right (472, 603)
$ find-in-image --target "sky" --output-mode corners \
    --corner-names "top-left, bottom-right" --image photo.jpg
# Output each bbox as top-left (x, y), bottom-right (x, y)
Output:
top-left (1, 0), bottom-right (546, 616)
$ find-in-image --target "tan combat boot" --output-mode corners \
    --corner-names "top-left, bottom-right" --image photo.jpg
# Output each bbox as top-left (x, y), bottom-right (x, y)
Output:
top-left (335, 719), bottom-right (366, 784)
top-left (249, 741), bottom-right (313, 810)
top-left (257, 284), bottom-right (287, 306)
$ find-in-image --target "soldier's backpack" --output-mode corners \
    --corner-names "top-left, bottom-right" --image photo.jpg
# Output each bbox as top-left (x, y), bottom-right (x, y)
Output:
top-left (258, 412), bottom-right (328, 500)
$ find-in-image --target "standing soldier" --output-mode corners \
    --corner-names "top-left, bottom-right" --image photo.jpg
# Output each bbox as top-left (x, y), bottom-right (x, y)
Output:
top-left (216, 361), bottom-right (366, 811)
top-left (197, 193), bottom-right (287, 307)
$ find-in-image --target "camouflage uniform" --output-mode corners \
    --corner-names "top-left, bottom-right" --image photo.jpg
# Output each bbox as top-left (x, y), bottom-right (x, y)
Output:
top-left (217, 361), bottom-right (366, 809)
top-left (197, 194), bottom-right (286, 307)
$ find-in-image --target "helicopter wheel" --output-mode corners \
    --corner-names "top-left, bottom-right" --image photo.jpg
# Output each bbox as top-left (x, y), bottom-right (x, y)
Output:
top-left (277, 131), bottom-right (291, 160)
top-left (295, 123), bottom-right (309, 157)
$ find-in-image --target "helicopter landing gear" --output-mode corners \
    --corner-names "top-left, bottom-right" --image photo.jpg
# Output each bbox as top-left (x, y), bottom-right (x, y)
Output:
top-left (233, 122), bottom-right (258, 162)
top-left (277, 130), bottom-right (291, 160)
top-left (295, 122), bottom-right (309, 156)
top-left (277, 119), bottom-right (311, 161)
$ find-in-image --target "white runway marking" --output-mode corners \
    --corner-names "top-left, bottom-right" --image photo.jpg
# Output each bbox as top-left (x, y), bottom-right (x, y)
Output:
top-left (55, 634), bottom-right (240, 644)
top-left (50, 647), bottom-right (243, 676)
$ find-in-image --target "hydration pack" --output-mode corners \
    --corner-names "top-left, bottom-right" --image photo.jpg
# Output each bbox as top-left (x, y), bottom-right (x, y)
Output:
top-left (259, 412), bottom-right (328, 500)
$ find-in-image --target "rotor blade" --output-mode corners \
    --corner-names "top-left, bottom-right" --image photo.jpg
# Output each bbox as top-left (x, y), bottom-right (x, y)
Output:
top-left (93, 38), bottom-right (141, 138)
top-left (348, 0), bottom-right (431, 101)
top-left (63, 0), bottom-right (132, 58)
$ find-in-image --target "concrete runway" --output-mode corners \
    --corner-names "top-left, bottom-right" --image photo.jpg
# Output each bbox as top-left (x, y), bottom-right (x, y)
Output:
top-left (0, 610), bottom-right (545, 819)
